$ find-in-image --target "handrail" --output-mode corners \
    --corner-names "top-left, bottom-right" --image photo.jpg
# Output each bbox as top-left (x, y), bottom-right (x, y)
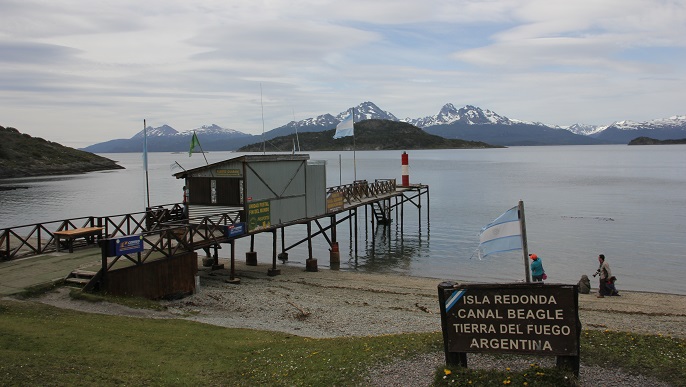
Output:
top-left (0, 203), bottom-right (185, 261)
top-left (326, 179), bottom-right (396, 205)
top-left (99, 216), bottom-right (229, 275)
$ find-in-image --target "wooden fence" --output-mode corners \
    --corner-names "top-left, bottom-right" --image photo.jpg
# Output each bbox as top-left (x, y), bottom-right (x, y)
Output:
top-left (0, 203), bottom-right (186, 260)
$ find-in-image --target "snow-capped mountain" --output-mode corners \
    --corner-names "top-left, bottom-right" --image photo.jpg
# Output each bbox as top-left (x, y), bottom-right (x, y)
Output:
top-left (263, 102), bottom-right (398, 141)
top-left (131, 124), bottom-right (178, 139)
top-left (404, 104), bottom-right (512, 128)
top-left (591, 115), bottom-right (686, 143)
top-left (281, 114), bottom-right (338, 131)
top-left (82, 102), bottom-right (685, 152)
top-left (131, 124), bottom-right (246, 139)
top-left (178, 124), bottom-right (246, 136)
top-left (338, 101), bottom-right (398, 122)
top-left (85, 123), bottom-right (255, 153)
top-left (560, 123), bottom-right (604, 136)
top-left (419, 106), bottom-right (605, 146)
top-left (606, 115), bottom-right (686, 131)
top-left (562, 115), bottom-right (686, 137)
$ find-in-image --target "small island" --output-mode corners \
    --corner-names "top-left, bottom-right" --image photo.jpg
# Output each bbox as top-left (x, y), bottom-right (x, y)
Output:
top-left (0, 126), bottom-right (124, 179)
top-left (238, 119), bottom-right (502, 152)
top-left (628, 136), bottom-right (686, 145)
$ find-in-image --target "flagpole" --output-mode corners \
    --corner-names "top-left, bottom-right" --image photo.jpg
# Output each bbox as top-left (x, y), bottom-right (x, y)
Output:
top-left (260, 83), bottom-right (266, 155)
top-left (194, 131), bottom-right (210, 166)
top-left (143, 119), bottom-right (150, 209)
top-left (352, 107), bottom-right (357, 181)
top-left (519, 200), bottom-right (531, 283)
top-left (293, 108), bottom-right (301, 152)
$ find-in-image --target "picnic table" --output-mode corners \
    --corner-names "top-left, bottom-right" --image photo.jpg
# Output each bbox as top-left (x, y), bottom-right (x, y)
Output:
top-left (53, 227), bottom-right (104, 253)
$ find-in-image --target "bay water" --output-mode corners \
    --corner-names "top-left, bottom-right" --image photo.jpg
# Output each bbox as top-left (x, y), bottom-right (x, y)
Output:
top-left (1, 145), bottom-right (684, 295)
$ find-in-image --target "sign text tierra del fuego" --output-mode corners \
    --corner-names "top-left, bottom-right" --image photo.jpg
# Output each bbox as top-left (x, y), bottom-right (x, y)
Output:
top-left (443, 285), bottom-right (579, 356)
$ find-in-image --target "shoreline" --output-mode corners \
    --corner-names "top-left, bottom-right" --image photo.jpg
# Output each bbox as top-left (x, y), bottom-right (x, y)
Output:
top-left (32, 259), bottom-right (686, 340)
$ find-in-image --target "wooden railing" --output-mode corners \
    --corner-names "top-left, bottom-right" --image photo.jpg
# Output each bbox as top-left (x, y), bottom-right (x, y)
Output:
top-left (0, 203), bottom-right (186, 261)
top-left (99, 211), bottom-right (239, 277)
top-left (326, 179), bottom-right (396, 205)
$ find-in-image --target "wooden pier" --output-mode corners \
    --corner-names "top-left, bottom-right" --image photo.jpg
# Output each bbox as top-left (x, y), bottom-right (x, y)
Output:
top-left (1, 157), bottom-right (429, 299)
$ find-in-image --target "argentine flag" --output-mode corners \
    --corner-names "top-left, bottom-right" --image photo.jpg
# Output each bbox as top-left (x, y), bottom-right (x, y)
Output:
top-left (478, 206), bottom-right (522, 258)
top-left (333, 113), bottom-right (354, 139)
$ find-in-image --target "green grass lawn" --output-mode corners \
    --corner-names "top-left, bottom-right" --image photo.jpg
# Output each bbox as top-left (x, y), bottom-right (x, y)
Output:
top-left (1, 299), bottom-right (684, 386)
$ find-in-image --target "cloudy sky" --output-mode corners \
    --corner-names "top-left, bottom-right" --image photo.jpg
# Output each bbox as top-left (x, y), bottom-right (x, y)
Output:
top-left (1, 0), bottom-right (685, 148)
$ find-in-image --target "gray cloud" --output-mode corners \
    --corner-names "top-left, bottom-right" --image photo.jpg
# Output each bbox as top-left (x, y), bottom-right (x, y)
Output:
top-left (1, 0), bottom-right (684, 147)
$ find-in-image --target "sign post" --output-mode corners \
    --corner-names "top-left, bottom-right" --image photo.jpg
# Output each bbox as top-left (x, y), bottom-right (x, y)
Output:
top-left (438, 282), bottom-right (581, 376)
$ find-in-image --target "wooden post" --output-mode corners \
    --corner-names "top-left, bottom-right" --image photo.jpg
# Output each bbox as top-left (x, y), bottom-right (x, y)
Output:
top-left (306, 221), bottom-right (318, 272)
top-left (268, 229), bottom-right (280, 276)
top-left (246, 234), bottom-right (257, 266)
top-left (370, 203), bottom-right (375, 230)
top-left (212, 244), bottom-right (223, 270)
top-left (401, 193), bottom-right (404, 234)
top-left (418, 189), bottom-right (422, 226)
top-left (226, 240), bottom-right (240, 284)
top-left (427, 186), bottom-right (430, 224)
top-left (354, 208), bottom-right (358, 257)
top-left (307, 221), bottom-right (313, 260)
top-left (331, 215), bottom-right (337, 244)
top-left (278, 227), bottom-right (288, 262)
top-left (281, 227), bottom-right (286, 252)
top-left (99, 238), bottom-right (109, 286)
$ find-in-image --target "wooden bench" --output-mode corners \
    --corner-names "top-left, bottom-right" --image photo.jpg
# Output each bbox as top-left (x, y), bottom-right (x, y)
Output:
top-left (53, 227), bottom-right (104, 253)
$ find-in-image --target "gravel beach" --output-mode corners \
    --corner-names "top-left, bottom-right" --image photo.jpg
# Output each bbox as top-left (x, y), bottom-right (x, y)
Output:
top-left (36, 259), bottom-right (686, 386)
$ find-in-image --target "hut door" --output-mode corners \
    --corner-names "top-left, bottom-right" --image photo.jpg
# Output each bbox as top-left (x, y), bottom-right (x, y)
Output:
top-left (188, 177), bottom-right (242, 206)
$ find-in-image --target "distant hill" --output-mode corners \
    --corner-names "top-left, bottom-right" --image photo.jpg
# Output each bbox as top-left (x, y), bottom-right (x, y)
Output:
top-left (81, 124), bottom-right (256, 153)
top-left (424, 121), bottom-right (607, 146)
top-left (0, 126), bottom-right (124, 179)
top-left (237, 119), bottom-right (501, 152)
top-left (628, 136), bottom-right (686, 145)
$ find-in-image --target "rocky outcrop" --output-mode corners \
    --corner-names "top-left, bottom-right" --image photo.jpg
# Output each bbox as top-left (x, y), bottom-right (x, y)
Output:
top-left (628, 136), bottom-right (686, 145)
top-left (0, 126), bottom-right (124, 179)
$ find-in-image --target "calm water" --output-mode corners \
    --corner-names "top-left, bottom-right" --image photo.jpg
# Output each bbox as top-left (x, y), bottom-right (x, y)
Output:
top-left (1, 146), bottom-right (685, 294)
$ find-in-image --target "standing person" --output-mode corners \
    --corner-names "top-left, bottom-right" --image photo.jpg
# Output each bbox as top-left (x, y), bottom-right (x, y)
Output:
top-left (182, 185), bottom-right (189, 219)
top-left (529, 253), bottom-right (545, 282)
top-left (594, 254), bottom-right (611, 298)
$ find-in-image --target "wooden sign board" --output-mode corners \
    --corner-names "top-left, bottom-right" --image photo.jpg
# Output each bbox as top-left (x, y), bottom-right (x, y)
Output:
top-left (326, 191), bottom-right (344, 213)
top-left (247, 200), bottom-right (271, 232)
top-left (438, 282), bottom-right (581, 375)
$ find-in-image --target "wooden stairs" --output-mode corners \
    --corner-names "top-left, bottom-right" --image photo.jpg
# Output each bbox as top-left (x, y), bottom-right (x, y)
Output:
top-left (65, 269), bottom-right (99, 291)
top-left (371, 201), bottom-right (392, 225)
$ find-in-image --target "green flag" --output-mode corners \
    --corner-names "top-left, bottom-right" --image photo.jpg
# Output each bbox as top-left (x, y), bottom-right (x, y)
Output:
top-left (189, 132), bottom-right (200, 157)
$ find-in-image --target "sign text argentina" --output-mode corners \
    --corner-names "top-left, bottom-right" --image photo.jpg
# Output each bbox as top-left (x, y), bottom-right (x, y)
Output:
top-left (441, 283), bottom-right (579, 356)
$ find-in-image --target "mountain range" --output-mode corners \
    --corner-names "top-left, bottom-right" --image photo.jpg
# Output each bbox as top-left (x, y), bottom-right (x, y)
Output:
top-left (80, 102), bottom-right (686, 152)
